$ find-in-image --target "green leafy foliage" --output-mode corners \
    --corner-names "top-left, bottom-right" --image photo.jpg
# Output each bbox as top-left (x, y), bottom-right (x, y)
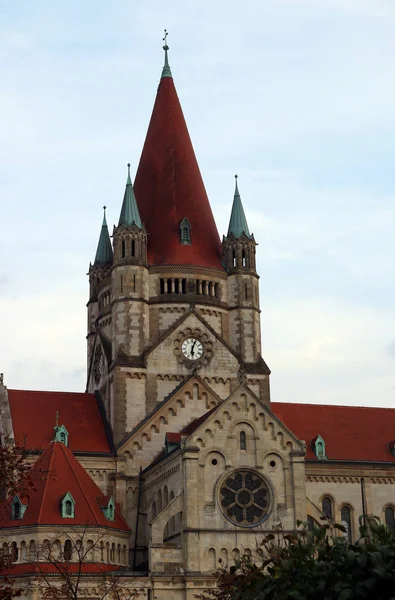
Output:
top-left (196, 519), bottom-right (395, 600)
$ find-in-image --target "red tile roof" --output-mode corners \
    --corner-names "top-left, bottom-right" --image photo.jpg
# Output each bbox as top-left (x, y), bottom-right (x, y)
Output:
top-left (8, 390), bottom-right (111, 453)
top-left (134, 75), bottom-right (223, 270)
top-left (271, 402), bottom-right (395, 462)
top-left (2, 441), bottom-right (130, 530)
top-left (4, 562), bottom-right (120, 575)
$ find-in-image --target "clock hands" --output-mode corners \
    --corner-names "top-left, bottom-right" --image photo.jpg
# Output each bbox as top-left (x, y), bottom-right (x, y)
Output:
top-left (191, 339), bottom-right (197, 358)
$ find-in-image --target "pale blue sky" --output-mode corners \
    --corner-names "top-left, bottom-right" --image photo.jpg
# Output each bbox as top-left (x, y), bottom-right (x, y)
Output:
top-left (1, 0), bottom-right (395, 407)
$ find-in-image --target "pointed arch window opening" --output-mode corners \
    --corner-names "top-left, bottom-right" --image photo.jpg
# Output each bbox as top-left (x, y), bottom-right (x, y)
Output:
top-left (121, 239), bottom-right (126, 259)
top-left (240, 431), bottom-right (247, 451)
top-left (232, 250), bottom-right (236, 268)
top-left (131, 239), bottom-right (136, 257)
top-left (180, 218), bottom-right (191, 245)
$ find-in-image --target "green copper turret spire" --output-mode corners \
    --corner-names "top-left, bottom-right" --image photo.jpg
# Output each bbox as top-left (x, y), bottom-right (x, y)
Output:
top-left (118, 164), bottom-right (143, 228)
top-left (227, 175), bottom-right (251, 238)
top-left (94, 206), bottom-right (113, 265)
top-left (161, 29), bottom-right (172, 79)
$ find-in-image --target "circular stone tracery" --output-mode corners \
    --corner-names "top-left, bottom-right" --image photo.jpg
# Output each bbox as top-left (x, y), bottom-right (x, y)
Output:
top-left (219, 470), bottom-right (270, 526)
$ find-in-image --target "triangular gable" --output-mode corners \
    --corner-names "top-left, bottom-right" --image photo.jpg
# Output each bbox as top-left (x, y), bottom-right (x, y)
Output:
top-left (183, 384), bottom-right (306, 453)
top-left (144, 308), bottom-right (241, 363)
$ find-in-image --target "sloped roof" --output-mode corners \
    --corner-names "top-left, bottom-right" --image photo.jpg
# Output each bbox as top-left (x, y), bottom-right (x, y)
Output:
top-left (94, 208), bottom-right (113, 265)
top-left (133, 66), bottom-right (222, 270)
top-left (4, 563), bottom-right (120, 576)
top-left (271, 402), bottom-right (395, 462)
top-left (227, 176), bottom-right (251, 239)
top-left (2, 441), bottom-right (130, 530)
top-left (8, 390), bottom-right (112, 453)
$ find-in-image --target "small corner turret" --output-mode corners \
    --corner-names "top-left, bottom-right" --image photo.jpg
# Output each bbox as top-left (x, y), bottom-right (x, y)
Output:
top-left (222, 175), bottom-right (256, 274)
top-left (113, 164), bottom-right (147, 267)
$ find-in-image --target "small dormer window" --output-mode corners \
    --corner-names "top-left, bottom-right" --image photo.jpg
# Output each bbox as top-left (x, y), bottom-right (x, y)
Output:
top-left (312, 435), bottom-right (327, 460)
top-left (61, 492), bottom-right (75, 518)
top-left (99, 496), bottom-right (115, 522)
top-left (180, 218), bottom-right (191, 245)
top-left (53, 423), bottom-right (69, 446)
top-left (12, 495), bottom-right (27, 520)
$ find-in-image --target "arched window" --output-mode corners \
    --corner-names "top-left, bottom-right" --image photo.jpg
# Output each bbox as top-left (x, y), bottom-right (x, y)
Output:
top-left (341, 505), bottom-right (352, 542)
top-left (385, 506), bottom-right (395, 531)
top-left (11, 542), bottom-right (18, 563)
top-left (64, 539), bottom-right (72, 561)
top-left (232, 250), bottom-right (236, 267)
top-left (240, 431), bottom-right (247, 451)
top-left (65, 500), bottom-right (72, 516)
top-left (121, 239), bottom-right (126, 258)
top-left (131, 240), bottom-right (135, 257)
top-left (242, 249), bottom-right (246, 267)
top-left (322, 496), bottom-right (332, 519)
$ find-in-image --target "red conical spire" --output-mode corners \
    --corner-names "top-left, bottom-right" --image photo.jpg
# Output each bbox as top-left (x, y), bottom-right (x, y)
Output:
top-left (133, 44), bottom-right (222, 270)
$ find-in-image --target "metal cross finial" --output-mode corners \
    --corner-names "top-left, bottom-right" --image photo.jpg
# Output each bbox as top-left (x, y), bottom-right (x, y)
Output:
top-left (55, 410), bottom-right (59, 428)
top-left (163, 29), bottom-right (169, 51)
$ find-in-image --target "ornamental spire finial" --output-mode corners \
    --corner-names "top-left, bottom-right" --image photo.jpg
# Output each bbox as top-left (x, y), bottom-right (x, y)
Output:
top-left (55, 410), bottom-right (59, 428)
top-left (161, 29), bottom-right (172, 79)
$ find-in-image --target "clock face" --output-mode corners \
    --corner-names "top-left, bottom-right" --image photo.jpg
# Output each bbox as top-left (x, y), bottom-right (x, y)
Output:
top-left (181, 337), bottom-right (204, 361)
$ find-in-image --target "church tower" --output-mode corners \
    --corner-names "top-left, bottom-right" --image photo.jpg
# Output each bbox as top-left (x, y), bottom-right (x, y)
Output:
top-left (86, 40), bottom-right (270, 443)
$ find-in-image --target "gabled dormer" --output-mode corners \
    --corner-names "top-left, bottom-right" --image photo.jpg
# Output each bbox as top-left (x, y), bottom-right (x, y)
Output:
top-left (53, 413), bottom-right (69, 446)
top-left (180, 217), bottom-right (191, 245)
top-left (311, 434), bottom-right (327, 460)
top-left (61, 492), bottom-right (75, 518)
top-left (12, 494), bottom-right (27, 520)
top-left (97, 496), bottom-right (115, 522)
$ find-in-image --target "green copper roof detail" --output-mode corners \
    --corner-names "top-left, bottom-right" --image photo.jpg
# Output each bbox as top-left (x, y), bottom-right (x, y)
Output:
top-left (118, 164), bottom-right (143, 228)
top-left (94, 206), bottom-right (113, 265)
top-left (227, 175), bottom-right (251, 238)
top-left (161, 29), bottom-right (172, 78)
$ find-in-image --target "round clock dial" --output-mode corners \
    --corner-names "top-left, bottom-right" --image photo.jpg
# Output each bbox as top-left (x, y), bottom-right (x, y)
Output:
top-left (181, 337), bottom-right (204, 361)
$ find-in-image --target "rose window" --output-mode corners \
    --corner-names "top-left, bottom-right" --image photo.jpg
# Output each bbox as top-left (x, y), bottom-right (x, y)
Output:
top-left (219, 470), bottom-right (270, 526)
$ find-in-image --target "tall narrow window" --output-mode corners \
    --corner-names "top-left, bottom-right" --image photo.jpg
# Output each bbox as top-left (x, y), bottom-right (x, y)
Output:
top-left (11, 542), bottom-right (18, 563)
top-left (322, 496), bottom-right (333, 519)
top-left (385, 506), bottom-right (395, 531)
top-left (232, 250), bottom-right (236, 267)
top-left (64, 539), bottom-right (72, 561)
top-left (240, 431), bottom-right (246, 450)
top-left (120, 275), bottom-right (123, 293)
top-left (13, 501), bottom-right (20, 520)
top-left (242, 249), bottom-right (246, 267)
top-left (245, 283), bottom-right (248, 300)
top-left (131, 240), bottom-right (135, 257)
top-left (341, 505), bottom-right (352, 543)
top-left (160, 279), bottom-right (165, 294)
top-left (121, 240), bottom-right (126, 258)
top-left (180, 218), bottom-right (191, 244)
top-left (133, 274), bottom-right (136, 292)
top-left (65, 500), bottom-right (72, 516)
